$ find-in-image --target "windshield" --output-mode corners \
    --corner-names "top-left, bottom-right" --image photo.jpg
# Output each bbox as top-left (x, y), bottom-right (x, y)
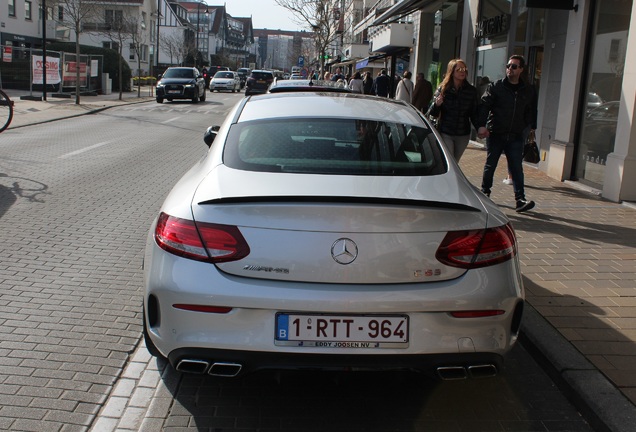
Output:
top-left (163, 68), bottom-right (195, 79)
top-left (215, 72), bottom-right (234, 79)
top-left (223, 118), bottom-right (447, 176)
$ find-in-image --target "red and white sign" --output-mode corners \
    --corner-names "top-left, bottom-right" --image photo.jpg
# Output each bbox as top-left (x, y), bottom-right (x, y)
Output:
top-left (2, 46), bottom-right (12, 63)
top-left (32, 55), bottom-right (62, 84)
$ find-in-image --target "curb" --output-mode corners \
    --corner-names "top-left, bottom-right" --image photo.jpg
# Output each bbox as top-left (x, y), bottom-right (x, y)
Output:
top-left (521, 304), bottom-right (636, 432)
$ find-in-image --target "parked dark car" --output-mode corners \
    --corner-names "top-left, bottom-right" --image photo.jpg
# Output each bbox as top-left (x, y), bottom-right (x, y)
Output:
top-left (156, 67), bottom-right (206, 104)
top-left (244, 70), bottom-right (274, 96)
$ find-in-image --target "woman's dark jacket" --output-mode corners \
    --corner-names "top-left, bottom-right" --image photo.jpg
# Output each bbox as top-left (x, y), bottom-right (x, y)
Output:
top-left (478, 78), bottom-right (537, 135)
top-left (428, 82), bottom-right (480, 136)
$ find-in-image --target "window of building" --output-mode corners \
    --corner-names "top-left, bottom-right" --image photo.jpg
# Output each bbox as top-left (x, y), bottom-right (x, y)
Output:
top-left (477, 0), bottom-right (511, 46)
top-left (574, 0), bottom-right (632, 187)
top-left (25, 1), bottom-right (32, 20)
top-left (105, 9), bottom-right (123, 27)
top-left (9, 0), bottom-right (16, 17)
top-left (103, 41), bottom-right (119, 52)
top-left (58, 5), bottom-right (63, 20)
top-left (130, 44), bottom-right (136, 60)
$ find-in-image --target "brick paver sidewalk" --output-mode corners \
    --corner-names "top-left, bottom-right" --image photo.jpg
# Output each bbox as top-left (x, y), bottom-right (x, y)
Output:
top-left (460, 143), bottom-right (636, 407)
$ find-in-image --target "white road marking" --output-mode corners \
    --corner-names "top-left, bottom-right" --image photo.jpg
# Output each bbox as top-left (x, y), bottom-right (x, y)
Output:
top-left (59, 141), bottom-right (112, 159)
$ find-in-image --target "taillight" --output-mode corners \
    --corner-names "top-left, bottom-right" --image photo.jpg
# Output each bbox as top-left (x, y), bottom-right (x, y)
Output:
top-left (435, 223), bottom-right (517, 269)
top-left (154, 212), bottom-right (250, 263)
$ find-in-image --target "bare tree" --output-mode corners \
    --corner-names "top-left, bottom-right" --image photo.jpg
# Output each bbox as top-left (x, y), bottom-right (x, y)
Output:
top-left (94, 7), bottom-right (132, 100)
top-left (160, 32), bottom-right (191, 67)
top-left (50, 0), bottom-right (100, 104)
top-left (127, 15), bottom-right (148, 98)
top-left (274, 0), bottom-right (349, 73)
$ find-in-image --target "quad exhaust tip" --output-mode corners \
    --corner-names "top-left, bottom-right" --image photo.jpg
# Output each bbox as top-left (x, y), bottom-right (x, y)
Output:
top-left (175, 359), bottom-right (242, 377)
top-left (437, 364), bottom-right (497, 380)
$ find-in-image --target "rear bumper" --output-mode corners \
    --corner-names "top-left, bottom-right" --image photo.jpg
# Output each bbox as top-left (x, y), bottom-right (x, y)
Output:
top-left (167, 347), bottom-right (505, 378)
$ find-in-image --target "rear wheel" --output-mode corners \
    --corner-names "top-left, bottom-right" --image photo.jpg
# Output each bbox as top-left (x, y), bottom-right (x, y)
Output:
top-left (200, 89), bottom-right (206, 102)
top-left (192, 93), bottom-right (199, 103)
top-left (156, 97), bottom-right (163, 104)
top-left (0, 89), bottom-right (14, 132)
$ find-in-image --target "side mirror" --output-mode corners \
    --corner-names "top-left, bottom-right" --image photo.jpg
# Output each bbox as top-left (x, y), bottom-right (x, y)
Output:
top-left (204, 125), bottom-right (221, 147)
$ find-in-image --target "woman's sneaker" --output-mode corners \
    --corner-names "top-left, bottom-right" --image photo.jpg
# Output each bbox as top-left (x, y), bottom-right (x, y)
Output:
top-left (515, 199), bottom-right (535, 213)
top-left (503, 178), bottom-right (513, 185)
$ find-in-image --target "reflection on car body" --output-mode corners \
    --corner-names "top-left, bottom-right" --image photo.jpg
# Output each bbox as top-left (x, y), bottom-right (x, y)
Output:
top-left (143, 91), bottom-right (525, 380)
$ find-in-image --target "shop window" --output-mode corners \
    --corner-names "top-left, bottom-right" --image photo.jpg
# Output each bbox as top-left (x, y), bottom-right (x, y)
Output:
top-left (477, 0), bottom-right (511, 46)
top-left (574, 0), bottom-right (631, 187)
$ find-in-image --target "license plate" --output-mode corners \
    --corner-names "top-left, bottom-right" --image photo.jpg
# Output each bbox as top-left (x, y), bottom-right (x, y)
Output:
top-left (275, 313), bottom-right (408, 348)
top-left (257, 80), bottom-right (265, 84)
top-left (168, 90), bottom-right (180, 94)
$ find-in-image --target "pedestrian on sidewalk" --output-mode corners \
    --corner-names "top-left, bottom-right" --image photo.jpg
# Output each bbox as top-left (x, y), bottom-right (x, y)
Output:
top-left (411, 72), bottom-right (433, 113)
top-left (372, 69), bottom-right (391, 97)
top-left (349, 72), bottom-right (364, 94)
top-left (428, 59), bottom-right (480, 162)
top-left (394, 71), bottom-right (414, 103)
top-left (477, 55), bottom-right (538, 213)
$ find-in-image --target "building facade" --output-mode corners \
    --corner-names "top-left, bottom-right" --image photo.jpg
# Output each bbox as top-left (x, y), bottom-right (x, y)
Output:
top-left (355, 0), bottom-right (634, 203)
top-left (1, 0), bottom-right (254, 77)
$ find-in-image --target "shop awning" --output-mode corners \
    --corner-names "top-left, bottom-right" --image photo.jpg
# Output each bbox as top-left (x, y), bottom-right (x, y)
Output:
top-left (355, 54), bottom-right (387, 70)
top-left (372, 0), bottom-right (442, 26)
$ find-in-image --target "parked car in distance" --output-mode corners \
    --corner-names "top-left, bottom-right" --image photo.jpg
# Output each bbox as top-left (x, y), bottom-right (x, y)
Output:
top-left (237, 67), bottom-right (251, 88)
top-left (156, 67), bottom-right (206, 103)
top-left (290, 74), bottom-right (303, 80)
top-left (210, 71), bottom-right (241, 93)
top-left (143, 90), bottom-right (525, 380)
top-left (244, 70), bottom-right (275, 96)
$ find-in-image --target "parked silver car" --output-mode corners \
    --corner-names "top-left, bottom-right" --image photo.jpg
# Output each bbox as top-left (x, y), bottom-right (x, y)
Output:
top-left (209, 71), bottom-right (241, 92)
top-left (143, 91), bottom-right (525, 379)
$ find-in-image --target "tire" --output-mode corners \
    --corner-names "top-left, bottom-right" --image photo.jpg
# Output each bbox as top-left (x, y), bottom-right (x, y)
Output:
top-left (192, 92), bottom-right (199, 103)
top-left (200, 89), bottom-right (206, 102)
top-left (156, 97), bottom-right (163, 104)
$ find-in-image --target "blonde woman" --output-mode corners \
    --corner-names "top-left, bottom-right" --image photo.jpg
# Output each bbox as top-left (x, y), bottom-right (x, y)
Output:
top-left (428, 59), bottom-right (480, 162)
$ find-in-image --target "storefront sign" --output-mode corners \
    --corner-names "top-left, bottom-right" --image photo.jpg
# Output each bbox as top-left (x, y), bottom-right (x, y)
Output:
top-left (475, 14), bottom-right (511, 39)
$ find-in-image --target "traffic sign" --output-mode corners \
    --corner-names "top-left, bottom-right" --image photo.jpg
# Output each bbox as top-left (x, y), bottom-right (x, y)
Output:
top-left (298, 56), bottom-right (304, 67)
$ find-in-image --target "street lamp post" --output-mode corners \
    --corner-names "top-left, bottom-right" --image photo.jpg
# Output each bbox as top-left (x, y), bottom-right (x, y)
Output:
top-left (195, 2), bottom-right (209, 68)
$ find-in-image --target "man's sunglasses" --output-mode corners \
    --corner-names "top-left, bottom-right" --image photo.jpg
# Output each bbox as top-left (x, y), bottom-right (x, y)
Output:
top-left (506, 64), bottom-right (520, 70)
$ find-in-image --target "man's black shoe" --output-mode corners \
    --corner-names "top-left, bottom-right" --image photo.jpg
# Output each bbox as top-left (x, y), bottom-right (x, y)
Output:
top-left (515, 199), bottom-right (535, 213)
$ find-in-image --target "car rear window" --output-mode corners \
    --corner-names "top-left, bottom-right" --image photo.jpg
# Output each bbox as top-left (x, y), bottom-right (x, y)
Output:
top-left (251, 72), bottom-right (273, 80)
top-left (223, 119), bottom-right (447, 176)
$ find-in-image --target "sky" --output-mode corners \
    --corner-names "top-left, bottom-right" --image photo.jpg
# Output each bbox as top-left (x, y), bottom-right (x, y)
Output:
top-left (222, 0), bottom-right (306, 32)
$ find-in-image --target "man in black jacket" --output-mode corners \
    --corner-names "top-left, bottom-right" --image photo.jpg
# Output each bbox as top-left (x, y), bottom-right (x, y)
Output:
top-left (372, 69), bottom-right (391, 97)
top-left (477, 55), bottom-right (538, 213)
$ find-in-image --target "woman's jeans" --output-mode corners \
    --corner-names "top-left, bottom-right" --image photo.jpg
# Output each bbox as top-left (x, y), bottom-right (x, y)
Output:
top-left (441, 133), bottom-right (471, 162)
top-left (481, 133), bottom-right (526, 201)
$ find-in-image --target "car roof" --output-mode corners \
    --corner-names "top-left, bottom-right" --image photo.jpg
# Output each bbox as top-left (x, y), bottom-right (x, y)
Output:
top-left (238, 92), bottom-right (422, 125)
top-left (268, 79), bottom-right (351, 93)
